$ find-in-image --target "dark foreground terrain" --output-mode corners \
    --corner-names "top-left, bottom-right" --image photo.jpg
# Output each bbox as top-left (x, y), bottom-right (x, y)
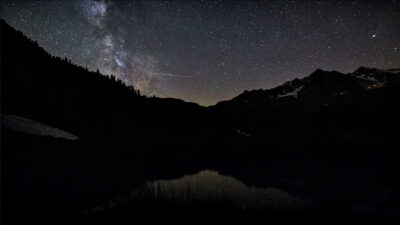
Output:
top-left (1, 19), bottom-right (400, 224)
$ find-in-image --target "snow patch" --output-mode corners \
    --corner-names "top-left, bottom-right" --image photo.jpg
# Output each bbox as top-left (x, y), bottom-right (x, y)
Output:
top-left (355, 74), bottom-right (380, 82)
top-left (1, 114), bottom-right (79, 140)
top-left (235, 129), bottom-right (251, 137)
top-left (276, 86), bottom-right (303, 99)
top-left (380, 69), bottom-right (400, 74)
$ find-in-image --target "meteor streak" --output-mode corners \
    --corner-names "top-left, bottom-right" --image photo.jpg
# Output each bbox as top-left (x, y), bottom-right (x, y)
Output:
top-left (148, 72), bottom-right (192, 78)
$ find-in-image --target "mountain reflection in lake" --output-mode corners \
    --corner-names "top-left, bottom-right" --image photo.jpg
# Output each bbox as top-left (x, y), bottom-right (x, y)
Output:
top-left (90, 170), bottom-right (316, 215)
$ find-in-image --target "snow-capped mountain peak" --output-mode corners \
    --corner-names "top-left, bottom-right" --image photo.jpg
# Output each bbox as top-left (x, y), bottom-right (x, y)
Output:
top-left (216, 67), bottom-right (400, 109)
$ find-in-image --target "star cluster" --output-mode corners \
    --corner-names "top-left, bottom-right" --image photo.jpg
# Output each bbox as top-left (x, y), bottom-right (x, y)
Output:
top-left (1, 0), bottom-right (399, 105)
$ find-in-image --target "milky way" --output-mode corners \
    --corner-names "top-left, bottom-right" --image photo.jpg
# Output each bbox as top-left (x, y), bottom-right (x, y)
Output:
top-left (78, 0), bottom-right (165, 93)
top-left (1, 0), bottom-right (399, 105)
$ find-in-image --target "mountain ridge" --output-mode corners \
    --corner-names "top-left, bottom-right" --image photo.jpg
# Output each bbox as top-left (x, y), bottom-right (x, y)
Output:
top-left (216, 67), bottom-right (400, 109)
top-left (1, 19), bottom-right (209, 142)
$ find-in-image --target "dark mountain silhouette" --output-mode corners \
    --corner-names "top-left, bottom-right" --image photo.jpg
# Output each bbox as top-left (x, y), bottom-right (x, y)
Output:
top-left (213, 67), bottom-right (400, 136)
top-left (218, 67), bottom-right (400, 108)
top-left (1, 19), bottom-right (217, 143)
top-left (2, 19), bottom-right (400, 223)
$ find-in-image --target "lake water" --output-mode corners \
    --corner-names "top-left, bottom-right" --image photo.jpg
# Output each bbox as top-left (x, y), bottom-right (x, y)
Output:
top-left (89, 170), bottom-right (316, 214)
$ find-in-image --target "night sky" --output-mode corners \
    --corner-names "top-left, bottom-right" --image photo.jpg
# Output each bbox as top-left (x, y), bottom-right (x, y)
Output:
top-left (1, 0), bottom-right (399, 106)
